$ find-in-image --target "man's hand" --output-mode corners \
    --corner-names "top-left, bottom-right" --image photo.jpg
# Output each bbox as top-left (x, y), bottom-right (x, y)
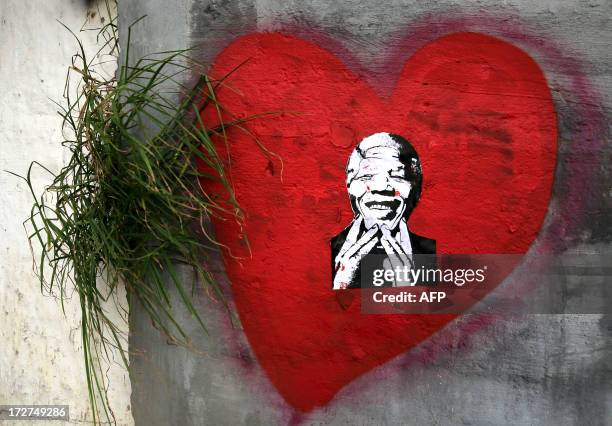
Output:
top-left (380, 224), bottom-right (415, 286)
top-left (333, 219), bottom-right (379, 290)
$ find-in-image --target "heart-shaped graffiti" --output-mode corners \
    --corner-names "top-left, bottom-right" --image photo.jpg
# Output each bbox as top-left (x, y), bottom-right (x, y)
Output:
top-left (201, 32), bottom-right (556, 411)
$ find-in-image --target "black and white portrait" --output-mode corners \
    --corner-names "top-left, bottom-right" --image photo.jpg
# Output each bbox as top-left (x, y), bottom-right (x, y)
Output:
top-left (331, 132), bottom-right (436, 289)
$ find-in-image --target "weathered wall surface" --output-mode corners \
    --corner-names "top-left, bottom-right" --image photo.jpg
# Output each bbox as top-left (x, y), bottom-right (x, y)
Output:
top-left (124, 1), bottom-right (611, 425)
top-left (0, 1), bottom-right (133, 424)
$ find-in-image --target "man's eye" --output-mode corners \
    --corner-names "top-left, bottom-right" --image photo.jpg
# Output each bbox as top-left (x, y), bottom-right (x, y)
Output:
top-left (356, 174), bottom-right (374, 181)
top-left (389, 173), bottom-right (406, 179)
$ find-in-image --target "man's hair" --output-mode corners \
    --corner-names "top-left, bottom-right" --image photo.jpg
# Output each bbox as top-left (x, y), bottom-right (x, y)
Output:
top-left (346, 132), bottom-right (423, 216)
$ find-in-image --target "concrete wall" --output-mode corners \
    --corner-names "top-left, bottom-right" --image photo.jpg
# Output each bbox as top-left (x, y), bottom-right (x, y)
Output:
top-left (124, 1), bottom-right (612, 425)
top-left (0, 1), bottom-right (133, 424)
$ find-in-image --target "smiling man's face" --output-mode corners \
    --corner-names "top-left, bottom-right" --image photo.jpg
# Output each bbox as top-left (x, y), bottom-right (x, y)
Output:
top-left (347, 135), bottom-right (413, 231)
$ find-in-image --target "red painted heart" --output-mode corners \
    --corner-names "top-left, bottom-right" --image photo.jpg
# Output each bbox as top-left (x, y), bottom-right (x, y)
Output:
top-left (202, 32), bottom-right (556, 411)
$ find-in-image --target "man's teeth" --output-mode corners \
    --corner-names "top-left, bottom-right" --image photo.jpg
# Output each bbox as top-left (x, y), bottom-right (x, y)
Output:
top-left (368, 203), bottom-right (392, 210)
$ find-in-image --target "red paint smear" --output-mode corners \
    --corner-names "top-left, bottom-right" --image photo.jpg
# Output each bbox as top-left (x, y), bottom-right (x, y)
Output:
top-left (201, 32), bottom-right (556, 412)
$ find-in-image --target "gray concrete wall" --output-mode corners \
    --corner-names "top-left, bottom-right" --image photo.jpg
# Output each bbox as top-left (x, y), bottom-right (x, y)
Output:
top-left (123, 1), bottom-right (611, 425)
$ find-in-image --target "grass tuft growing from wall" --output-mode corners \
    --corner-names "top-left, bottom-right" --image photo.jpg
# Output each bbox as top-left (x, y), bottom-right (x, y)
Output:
top-left (8, 3), bottom-right (263, 423)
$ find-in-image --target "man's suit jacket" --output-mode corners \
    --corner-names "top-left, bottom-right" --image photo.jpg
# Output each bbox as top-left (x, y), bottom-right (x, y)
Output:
top-left (331, 222), bottom-right (436, 289)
